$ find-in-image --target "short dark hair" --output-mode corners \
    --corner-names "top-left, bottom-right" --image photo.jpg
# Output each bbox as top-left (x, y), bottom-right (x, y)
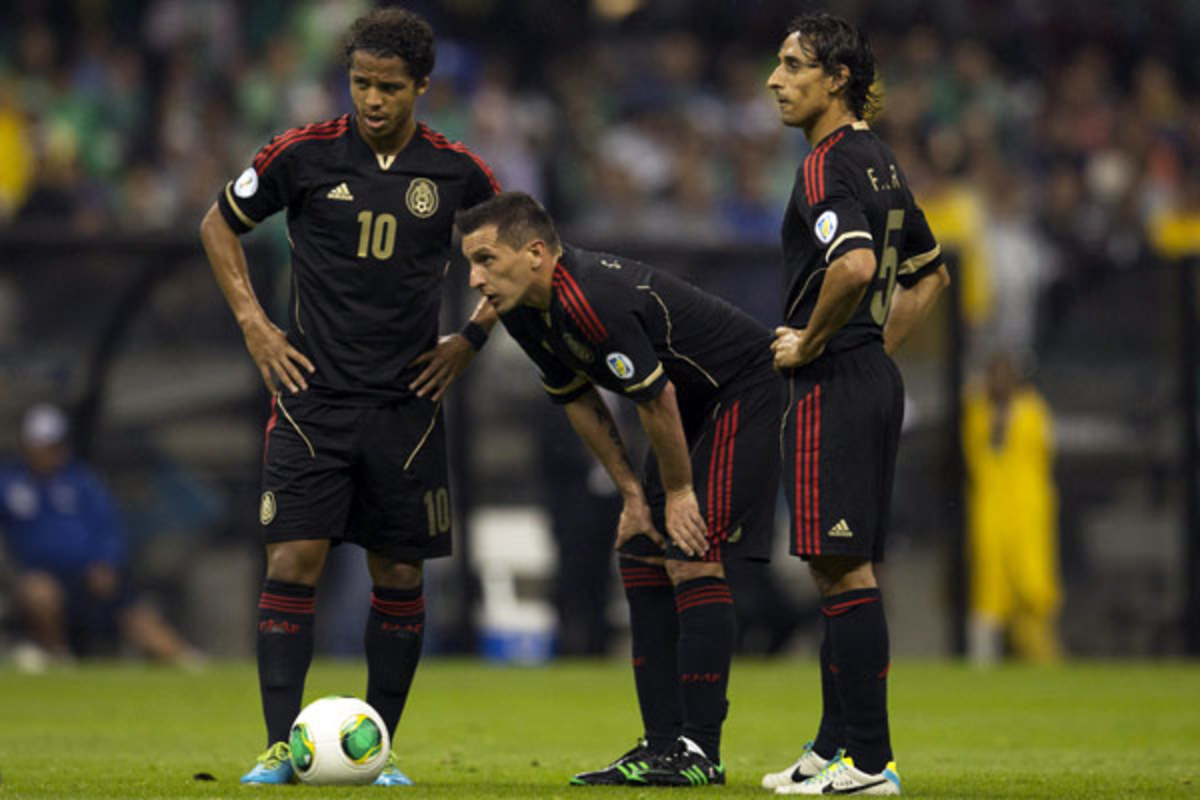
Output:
top-left (787, 13), bottom-right (878, 120)
top-left (456, 192), bottom-right (561, 252)
top-left (344, 7), bottom-right (435, 81)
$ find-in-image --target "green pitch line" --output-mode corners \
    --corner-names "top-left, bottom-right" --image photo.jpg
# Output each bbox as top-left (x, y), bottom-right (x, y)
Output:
top-left (0, 658), bottom-right (1196, 798)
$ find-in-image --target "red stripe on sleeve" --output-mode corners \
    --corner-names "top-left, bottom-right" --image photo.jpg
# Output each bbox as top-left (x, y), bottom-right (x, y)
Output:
top-left (253, 117), bottom-right (348, 171)
top-left (553, 265), bottom-right (608, 343)
top-left (419, 125), bottom-right (503, 194)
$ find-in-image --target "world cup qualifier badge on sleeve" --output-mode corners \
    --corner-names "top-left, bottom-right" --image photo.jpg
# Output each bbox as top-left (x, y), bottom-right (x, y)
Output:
top-left (605, 352), bottom-right (635, 380)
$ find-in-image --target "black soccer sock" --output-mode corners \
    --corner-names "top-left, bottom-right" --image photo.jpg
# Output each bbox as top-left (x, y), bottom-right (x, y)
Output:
top-left (824, 588), bottom-right (892, 774)
top-left (812, 614), bottom-right (845, 759)
top-left (619, 558), bottom-right (682, 752)
top-left (365, 585), bottom-right (426, 740)
top-left (256, 579), bottom-right (316, 746)
top-left (674, 576), bottom-right (734, 763)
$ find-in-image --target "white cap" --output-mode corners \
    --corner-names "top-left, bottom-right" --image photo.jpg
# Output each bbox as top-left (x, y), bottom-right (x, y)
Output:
top-left (21, 404), bottom-right (69, 447)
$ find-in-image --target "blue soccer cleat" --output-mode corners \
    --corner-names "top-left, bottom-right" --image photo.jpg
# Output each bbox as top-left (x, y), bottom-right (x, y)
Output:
top-left (240, 741), bottom-right (295, 784)
top-left (374, 751), bottom-right (414, 786)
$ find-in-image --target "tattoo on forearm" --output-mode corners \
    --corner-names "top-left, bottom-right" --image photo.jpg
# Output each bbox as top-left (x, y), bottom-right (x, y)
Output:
top-left (589, 394), bottom-right (632, 469)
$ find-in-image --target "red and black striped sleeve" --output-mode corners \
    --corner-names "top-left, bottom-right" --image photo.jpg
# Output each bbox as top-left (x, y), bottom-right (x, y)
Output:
top-left (217, 115), bottom-right (351, 233)
top-left (418, 124), bottom-right (501, 207)
top-left (798, 133), bottom-right (873, 265)
top-left (553, 264), bottom-right (667, 404)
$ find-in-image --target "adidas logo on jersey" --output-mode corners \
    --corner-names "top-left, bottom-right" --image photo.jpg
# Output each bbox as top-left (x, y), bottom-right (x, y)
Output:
top-left (326, 182), bottom-right (354, 201)
top-left (828, 518), bottom-right (853, 537)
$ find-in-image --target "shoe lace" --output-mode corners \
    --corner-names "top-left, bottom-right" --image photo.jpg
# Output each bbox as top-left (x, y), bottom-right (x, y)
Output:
top-left (807, 754), bottom-right (850, 783)
top-left (258, 742), bottom-right (290, 769)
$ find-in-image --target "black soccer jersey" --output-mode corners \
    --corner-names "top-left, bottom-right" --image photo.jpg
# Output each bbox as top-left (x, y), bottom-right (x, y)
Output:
top-left (781, 120), bottom-right (942, 352)
top-left (217, 114), bottom-right (499, 403)
top-left (500, 246), bottom-right (775, 423)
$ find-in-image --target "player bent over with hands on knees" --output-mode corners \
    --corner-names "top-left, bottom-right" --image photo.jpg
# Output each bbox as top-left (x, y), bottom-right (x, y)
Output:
top-left (761, 12), bottom-right (950, 797)
top-left (198, 6), bottom-right (500, 786)
top-left (458, 191), bottom-right (783, 787)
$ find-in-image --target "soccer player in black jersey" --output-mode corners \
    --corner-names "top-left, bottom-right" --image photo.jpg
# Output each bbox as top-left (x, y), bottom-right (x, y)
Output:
top-left (458, 192), bottom-right (782, 787)
top-left (198, 8), bottom-right (499, 786)
top-left (760, 13), bottom-right (950, 797)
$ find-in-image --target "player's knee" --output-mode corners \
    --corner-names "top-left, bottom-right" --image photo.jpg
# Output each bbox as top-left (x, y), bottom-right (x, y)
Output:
top-left (265, 540), bottom-right (328, 585)
top-left (808, 556), bottom-right (875, 596)
top-left (367, 555), bottom-right (423, 590)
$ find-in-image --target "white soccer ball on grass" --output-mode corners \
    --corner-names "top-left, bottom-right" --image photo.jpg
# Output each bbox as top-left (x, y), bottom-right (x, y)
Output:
top-left (288, 696), bottom-right (390, 785)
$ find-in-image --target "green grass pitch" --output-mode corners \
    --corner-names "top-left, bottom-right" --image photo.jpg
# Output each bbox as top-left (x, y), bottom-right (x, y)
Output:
top-left (0, 658), bottom-right (1196, 798)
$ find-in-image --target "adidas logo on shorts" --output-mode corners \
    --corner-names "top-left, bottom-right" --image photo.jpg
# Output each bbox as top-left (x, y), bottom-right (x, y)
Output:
top-left (828, 518), bottom-right (853, 537)
top-left (326, 182), bottom-right (354, 201)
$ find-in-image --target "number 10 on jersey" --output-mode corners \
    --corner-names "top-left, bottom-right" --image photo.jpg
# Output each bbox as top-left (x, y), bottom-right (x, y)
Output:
top-left (356, 210), bottom-right (397, 261)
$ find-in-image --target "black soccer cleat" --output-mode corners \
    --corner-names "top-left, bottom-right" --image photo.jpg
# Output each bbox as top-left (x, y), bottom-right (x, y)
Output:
top-left (640, 737), bottom-right (726, 787)
top-left (569, 738), bottom-right (658, 785)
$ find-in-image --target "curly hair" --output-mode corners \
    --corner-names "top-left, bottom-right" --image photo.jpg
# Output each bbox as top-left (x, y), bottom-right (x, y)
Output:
top-left (343, 7), bottom-right (436, 81)
top-left (787, 13), bottom-right (879, 120)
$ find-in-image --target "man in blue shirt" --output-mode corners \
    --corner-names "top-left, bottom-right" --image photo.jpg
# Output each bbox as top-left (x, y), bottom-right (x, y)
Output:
top-left (0, 404), bottom-right (198, 668)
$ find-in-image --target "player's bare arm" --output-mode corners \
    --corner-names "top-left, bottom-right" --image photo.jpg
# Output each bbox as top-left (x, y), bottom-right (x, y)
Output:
top-left (882, 264), bottom-right (950, 355)
top-left (563, 386), bottom-right (664, 551)
top-left (773, 247), bottom-right (876, 369)
top-left (199, 203), bottom-right (315, 394)
top-left (634, 381), bottom-right (709, 557)
top-left (408, 299), bottom-right (499, 401)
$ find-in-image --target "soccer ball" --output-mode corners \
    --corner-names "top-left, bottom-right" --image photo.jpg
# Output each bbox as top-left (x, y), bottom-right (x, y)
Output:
top-left (288, 696), bottom-right (390, 785)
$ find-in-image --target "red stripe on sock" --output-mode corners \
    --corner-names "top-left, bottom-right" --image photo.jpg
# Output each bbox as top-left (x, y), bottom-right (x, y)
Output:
top-left (371, 595), bottom-right (425, 617)
top-left (821, 596), bottom-right (880, 616)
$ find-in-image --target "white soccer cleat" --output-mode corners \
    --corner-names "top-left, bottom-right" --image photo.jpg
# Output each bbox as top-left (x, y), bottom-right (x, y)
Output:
top-left (774, 754), bottom-right (900, 795)
top-left (761, 741), bottom-right (838, 789)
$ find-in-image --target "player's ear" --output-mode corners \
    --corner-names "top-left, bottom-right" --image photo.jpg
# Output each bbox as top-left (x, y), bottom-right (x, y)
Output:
top-left (826, 64), bottom-right (849, 95)
top-left (526, 239), bottom-right (547, 268)
top-left (415, 76), bottom-right (430, 96)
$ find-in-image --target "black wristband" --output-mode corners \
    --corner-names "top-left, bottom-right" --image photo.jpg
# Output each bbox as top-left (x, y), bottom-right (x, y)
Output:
top-left (460, 320), bottom-right (489, 351)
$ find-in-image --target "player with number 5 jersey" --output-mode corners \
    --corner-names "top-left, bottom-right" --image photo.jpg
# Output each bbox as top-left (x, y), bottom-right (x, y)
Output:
top-left (763, 12), bottom-right (950, 797)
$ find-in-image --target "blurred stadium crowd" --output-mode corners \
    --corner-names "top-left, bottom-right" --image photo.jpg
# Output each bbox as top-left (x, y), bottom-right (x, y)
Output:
top-left (1, 0), bottom-right (1197, 358)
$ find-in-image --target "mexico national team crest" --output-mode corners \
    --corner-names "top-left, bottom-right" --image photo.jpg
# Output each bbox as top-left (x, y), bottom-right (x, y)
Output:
top-left (605, 352), bottom-right (635, 380)
top-left (259, 491), bottom-right (276, 525)
top-left (562, 332), bottom-right (594, 363)
top-left (406, 178), bottom-right (439, 218)
top-left (814, 210), bottom-right (839, 244)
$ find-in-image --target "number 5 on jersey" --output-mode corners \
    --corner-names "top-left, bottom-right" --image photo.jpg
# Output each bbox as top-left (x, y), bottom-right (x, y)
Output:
top-left (870, 208), bottom-right (905, 325)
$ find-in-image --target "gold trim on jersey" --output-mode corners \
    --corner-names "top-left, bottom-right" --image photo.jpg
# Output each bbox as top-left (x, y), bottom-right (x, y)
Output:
top-left (543, 373), bottom-right (590, 396)
top-left (852, 120), bottom-right (870, 131)
top-left (640, 287), bottom-right (720, 388)
top-left (291, 270), bottom-right (305, 336)
top-left (224, 183), bottom-right (258, 229)
top-left (898, 244), bottom-right (941, 276)
top-left (785, 267), bottom-right (828, 321)
top-left (824, 230), bottom-right (873, 263)
top-left (403, 401), bottom-right (441, 471)
top-left (275, 395), bottom-right (315, 459)
top-left (376, 153), bottom-right (397, 170)
top-left (624, 363), bottom-right (665, 394)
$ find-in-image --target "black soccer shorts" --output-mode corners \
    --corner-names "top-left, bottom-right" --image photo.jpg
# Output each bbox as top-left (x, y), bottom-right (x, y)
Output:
top-left (259, 391), bottom-right (453, 561)
top-left (639, 376), bottom-right (783, 563)
top-left (781, 341), bottom-right (903, 561)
